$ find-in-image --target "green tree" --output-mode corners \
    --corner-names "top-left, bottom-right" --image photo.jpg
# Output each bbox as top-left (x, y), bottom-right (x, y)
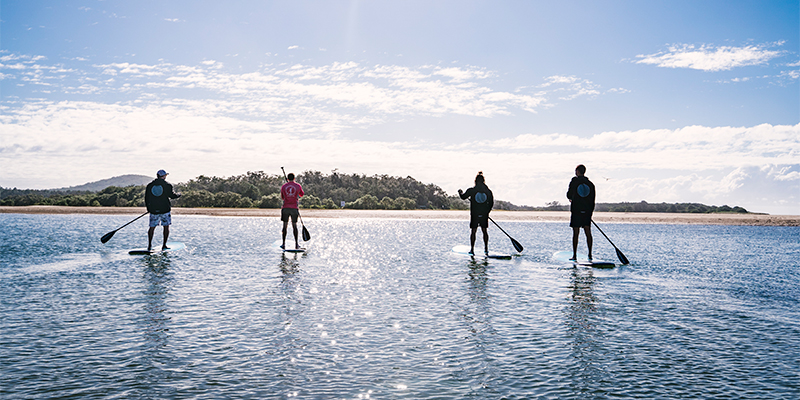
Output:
top-left (178, 190), bottom-right (215, 208)
top-left (348, 194), bottom-right (380, 209)
top-left (258, 193), bottom-right (282, 209)
top-left (301, 194), bottom-right (323, 209)
top-left (379, 196), bottom-right (397, 210)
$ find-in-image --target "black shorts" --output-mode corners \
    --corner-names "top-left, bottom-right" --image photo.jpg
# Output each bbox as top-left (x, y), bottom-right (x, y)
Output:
top-left (470, 213), bottom-right (489, 229)
top-left (570, 211), bottom-right (592, 228)
top-left (281, 208), bottom-right (299, 223)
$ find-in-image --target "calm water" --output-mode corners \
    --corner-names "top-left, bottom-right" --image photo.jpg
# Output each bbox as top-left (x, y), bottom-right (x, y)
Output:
top-left (1, 213), bottom-right (798, 399)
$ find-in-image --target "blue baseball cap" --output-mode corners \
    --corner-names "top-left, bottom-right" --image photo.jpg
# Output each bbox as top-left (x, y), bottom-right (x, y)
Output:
top-left (157, 169), bottom-right (168, 177)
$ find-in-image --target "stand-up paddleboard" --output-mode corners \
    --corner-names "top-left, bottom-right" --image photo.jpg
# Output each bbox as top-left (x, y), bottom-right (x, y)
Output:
top-left (552, 251), bottom-right (615, 268)
top-left (452, 245), bottom-right (512, 260)
top-left (129, 241), bottom-right (186, 256)
top-left (272, 239), bottom-right (306, 253)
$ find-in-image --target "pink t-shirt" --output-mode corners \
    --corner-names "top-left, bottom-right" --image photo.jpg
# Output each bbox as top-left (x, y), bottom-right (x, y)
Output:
top-left (281, 181), bottom-right (304, 209)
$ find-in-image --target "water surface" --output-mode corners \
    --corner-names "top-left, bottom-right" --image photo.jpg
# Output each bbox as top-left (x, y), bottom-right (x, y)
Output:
top-left (1, 214), bottom-right (798, 399)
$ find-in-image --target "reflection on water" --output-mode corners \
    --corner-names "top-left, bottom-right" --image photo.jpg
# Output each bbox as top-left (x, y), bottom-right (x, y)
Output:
top-left (458, 259), bottom-right (503, 397)
top-left (565, 265), bottom-right (603, 395)
top-left (1, 215), bottom-right (798, 399)
top-left (140, 254), bottom-right (175, 350)
top-left (134, 253), bottom-right (176, 399)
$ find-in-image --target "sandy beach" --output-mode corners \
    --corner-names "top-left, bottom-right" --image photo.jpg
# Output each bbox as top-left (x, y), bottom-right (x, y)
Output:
top-left (1, 205), bottom-right (798, 226)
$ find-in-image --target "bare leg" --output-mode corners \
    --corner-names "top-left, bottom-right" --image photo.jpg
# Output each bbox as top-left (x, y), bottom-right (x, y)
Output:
top-left (481, 226), bottom-right (489, 254)
top-left (469, 227), bottom-right (477, 254)
top-left (162, 225), bottom-right (170, 250)
top-left (291, 220), bottom-right (299, 248)
top-left (148, 226), bottom-right (156, 251)
top-left (571, 227), bottom-right (580, 260)
top-left (281, 220), bottom-right (289, 248)
top-left (583, 225), bottom-right (593, 259)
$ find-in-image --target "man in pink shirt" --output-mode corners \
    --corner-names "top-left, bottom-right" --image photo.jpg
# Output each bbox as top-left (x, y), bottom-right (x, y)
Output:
top-left (281, 172), bottom-right (305, 249)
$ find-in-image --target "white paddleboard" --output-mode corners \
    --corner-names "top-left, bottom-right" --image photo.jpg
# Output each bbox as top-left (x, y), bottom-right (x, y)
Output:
top-left (552, 251), bottom-right (615, 268)
top-left (452, 245), bottom-right (512, 260)
top-left (129, 241), bottom-right (186, 256)
top-left (272, 239), bottom-right (306, 253)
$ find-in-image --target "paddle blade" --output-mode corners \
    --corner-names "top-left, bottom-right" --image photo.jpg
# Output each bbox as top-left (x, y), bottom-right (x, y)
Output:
top-left (302, 225), bottom-right (311, 241)
top-left (100, 230), bottom-right (116, 244)
top-left (511, 238), bottom-right (524, 253)
top-left (615, 247), bottom-right (630, 265)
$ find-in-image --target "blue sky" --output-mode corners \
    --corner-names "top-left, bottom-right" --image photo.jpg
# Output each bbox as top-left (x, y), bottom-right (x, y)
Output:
top-left (1, 0), bottom-right (798, 213)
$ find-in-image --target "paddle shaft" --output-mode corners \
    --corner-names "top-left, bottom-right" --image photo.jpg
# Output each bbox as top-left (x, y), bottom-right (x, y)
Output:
top-left (590, 220), bottom-right (615, 247)
top-left (488, 216), bottom-right (512, 239)
top-left (488, 216), bottom-right (524, 252)
top-left (113, 211), bottom-right (148, 232)
top-left (591, 220), bottom-right (629, 264)
top-left (100, 212), bottom-right (148, 243)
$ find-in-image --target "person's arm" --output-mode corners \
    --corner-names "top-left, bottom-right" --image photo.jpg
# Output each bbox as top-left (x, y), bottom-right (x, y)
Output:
top-left (566, 179), bottom-right (575, 201)
top-left (168, 183), bottom-right (181, 199)
top-left (458, 188), bottom-right (471, 200)
top-left (298, 184), bottom-right (304, 198)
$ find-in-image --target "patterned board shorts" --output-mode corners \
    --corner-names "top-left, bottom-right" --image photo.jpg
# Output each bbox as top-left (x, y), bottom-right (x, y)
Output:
top-left (149, 212), bottom-right (172, 227)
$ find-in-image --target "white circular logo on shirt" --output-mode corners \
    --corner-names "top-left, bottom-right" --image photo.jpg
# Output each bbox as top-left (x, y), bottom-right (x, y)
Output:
top-left (577, 183), bottom-right (591, 198)
top-left (475, 192), bottom-right (487, 203)
top-left (151, 185), bottom-right (164, 197)
top-left (286, 187), bottom-right (296, 196)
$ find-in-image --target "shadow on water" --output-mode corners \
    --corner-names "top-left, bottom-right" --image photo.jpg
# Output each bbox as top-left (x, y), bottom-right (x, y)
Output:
top-left (564, 265), bottom-right (605, 397)
top-left (140, 255), bottom-right (175, 350)
top-left (457, 258), bottom-right (503, 398)
top-left (133, 253), bottom-right (177, 398)
top-left (269, 252), bottom-right (307, 396)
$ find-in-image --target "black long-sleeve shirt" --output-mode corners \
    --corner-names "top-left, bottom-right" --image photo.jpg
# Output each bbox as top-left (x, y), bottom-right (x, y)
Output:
top-left (460, 183), bottom-right (494, 216)
top-left (566, 176), bottom-right (595, 213)
top-left (145, 178), bottom-right (180, 214)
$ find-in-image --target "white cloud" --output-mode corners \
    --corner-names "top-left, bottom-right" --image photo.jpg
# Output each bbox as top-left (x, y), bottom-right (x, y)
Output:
top-left (635, 42), bottom-right (785, 71)
top-left (1, 98), bottom-right (797, 213)
top-left (2, 56), bottom-right (798, 213)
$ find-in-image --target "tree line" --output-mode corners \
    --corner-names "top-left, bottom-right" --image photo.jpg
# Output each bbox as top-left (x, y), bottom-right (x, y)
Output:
top-left (0, 172), bottom-right (749, 213)
top-left (0, 171), bottom-right (468, 210)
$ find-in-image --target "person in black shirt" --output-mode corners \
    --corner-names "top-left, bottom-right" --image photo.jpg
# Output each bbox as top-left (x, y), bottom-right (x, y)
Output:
top-left (566, 164), bottom-right (595, 260)
top-left (145, 169), bottom-right (181, 251)
top-left (458, 171), bottom-right (494, 255)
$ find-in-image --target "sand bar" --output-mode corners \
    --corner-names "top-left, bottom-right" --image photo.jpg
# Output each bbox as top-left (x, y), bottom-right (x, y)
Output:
top-left (1, 206), bottom-right (798, 226)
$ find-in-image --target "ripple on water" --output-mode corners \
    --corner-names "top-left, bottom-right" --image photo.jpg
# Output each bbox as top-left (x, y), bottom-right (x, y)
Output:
top-left (0, 216), bottom-right (798, 399)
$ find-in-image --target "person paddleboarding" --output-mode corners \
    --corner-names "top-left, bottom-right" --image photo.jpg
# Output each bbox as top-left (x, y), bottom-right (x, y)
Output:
top-left (567, 164), bottom-right (595, 261)
top-left (280, 172), bottom-right (305, 250)
top-left (145, 169), bottom-right (181, 251)
top-left (458, 171), bottom-right (494, 256)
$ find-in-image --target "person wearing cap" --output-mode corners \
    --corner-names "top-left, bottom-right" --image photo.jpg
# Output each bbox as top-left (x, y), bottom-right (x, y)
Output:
top-left (145, 170), bottom-right (181, 251)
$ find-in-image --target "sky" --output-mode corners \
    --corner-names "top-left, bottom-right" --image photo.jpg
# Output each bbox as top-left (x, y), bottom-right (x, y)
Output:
top-left (1, 0), bottom-right (798, 214)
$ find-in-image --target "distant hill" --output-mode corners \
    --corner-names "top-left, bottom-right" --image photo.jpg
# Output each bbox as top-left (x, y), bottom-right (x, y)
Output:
top-left (57, 174), bottom-right (152, 192)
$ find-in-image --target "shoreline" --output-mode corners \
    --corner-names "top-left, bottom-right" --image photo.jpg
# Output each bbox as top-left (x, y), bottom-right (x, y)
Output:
top-left (1, 205), bottom-right (798, 226)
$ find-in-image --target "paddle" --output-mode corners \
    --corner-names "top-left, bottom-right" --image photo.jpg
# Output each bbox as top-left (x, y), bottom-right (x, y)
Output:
top-left (281, 167), bottom-right (311, 241)
top-left (591, 220), bottom-right (630, 265)
top-left (100, 212), bottom-right (148, 243)
top-left (488, 216), bottom-right (524, 253)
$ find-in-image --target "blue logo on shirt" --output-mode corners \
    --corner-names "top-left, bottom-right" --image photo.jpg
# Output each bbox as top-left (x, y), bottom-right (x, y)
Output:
top-left (151, 185), bottom-right (164, 197)
top-left (475, 192), bottom-right (487, 203)
top-left (577, 184), bottom-right (591, 198)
